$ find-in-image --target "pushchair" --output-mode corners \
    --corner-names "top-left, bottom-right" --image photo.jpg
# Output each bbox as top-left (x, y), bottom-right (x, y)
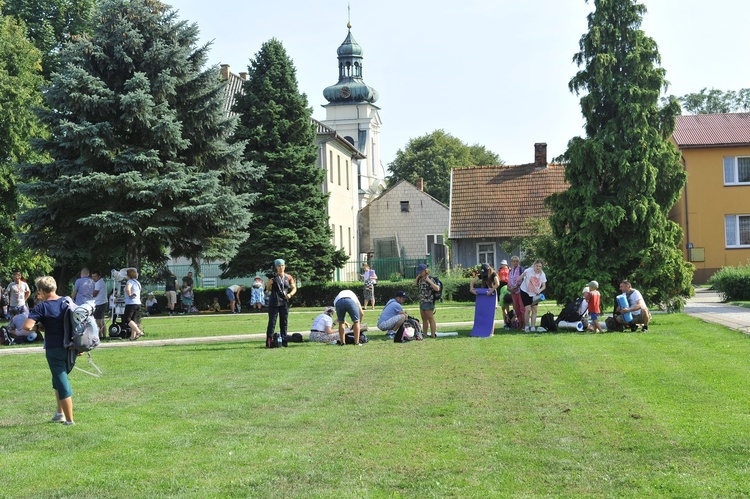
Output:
top-left (107, 268), bottom-right (137, 339)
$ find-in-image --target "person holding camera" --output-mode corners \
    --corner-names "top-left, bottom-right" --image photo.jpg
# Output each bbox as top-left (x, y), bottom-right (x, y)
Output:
top-left (265, 259), bottom-right (296, 347)
top-left (415, 263), bottom-right (440, 339)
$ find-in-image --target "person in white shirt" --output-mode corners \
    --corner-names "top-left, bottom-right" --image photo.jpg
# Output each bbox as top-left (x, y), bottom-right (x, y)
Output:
top-left (333, 289), bottom-right (365, 346)
top-left (7, 272), bottom-right (31, 314)
top-left (309, 306), bottom-right (338, 343)
top-left (124, 269), bottom-right (144, 341)
top-left (91, 271), bottom-right (108, 337)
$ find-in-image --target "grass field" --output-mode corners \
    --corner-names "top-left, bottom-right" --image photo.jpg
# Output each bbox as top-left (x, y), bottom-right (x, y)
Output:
top-left (2, 307), bottom-right (750, 497)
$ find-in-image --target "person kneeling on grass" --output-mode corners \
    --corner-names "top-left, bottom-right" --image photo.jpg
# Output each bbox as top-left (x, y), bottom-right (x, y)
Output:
top-left (333, 289), bottom-right (365, 346)
top-left (377, 291), bottom-right (409, 338)
top-left (615, 279), bottom-right (651, 332)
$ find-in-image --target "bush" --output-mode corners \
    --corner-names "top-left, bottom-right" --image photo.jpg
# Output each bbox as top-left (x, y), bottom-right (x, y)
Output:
top-left (708, 264), bottom-right (750, 301)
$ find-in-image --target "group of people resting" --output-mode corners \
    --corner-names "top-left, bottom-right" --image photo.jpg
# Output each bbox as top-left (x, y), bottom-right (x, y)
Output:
top-left (468, 258), bottom-right (650, 333)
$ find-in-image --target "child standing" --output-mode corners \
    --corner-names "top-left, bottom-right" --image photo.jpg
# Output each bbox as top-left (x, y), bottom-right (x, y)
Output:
top-left (585, 280), bottom-right (604, 333)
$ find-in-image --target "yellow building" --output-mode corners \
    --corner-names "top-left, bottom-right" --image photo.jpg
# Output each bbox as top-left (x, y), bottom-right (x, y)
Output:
top-left (671, 113), bottom-right (750, 283)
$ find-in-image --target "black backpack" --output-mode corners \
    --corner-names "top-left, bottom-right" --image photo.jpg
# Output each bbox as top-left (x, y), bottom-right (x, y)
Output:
top-left (344, 331), bottom-right (368, 344)
top-left (431, 277), bottom-right (443, 301)
top-left (394, 316), bottom-right (423, 342)
top-left (556, 297), bottom-right (585, 324)
top-left (540, 312), bottom-right (557, 332)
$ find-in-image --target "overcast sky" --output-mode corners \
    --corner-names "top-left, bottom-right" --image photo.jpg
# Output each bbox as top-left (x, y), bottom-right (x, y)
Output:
top-left (169, 0), bottom-right (750, 168)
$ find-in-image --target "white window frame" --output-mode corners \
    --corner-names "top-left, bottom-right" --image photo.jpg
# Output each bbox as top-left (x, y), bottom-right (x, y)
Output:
top-left (477, 243), bottom-right (496, 268)
top-left (723, 156), bottom-right (750, 185)
top-left (425, 234), bottom-right (445, 255)
top-left (725, 214), bottom-right (750, 248)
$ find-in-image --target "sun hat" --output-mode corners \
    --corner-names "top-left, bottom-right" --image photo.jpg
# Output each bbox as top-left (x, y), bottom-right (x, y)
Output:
top-left (500, 259), bottom-right (508, 266)
top-left (395, 290), bottom-right (408, 298)
top-left (417, 263), bottom-right (428, 274)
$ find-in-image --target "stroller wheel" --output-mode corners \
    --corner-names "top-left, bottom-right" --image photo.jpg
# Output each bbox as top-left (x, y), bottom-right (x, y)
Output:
top-left (108, 324), bottom-right (121, 337)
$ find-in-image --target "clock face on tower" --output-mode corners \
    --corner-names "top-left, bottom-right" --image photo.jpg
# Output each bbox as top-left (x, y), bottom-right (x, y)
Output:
top-left (340, 86), bottom-right (351, 98)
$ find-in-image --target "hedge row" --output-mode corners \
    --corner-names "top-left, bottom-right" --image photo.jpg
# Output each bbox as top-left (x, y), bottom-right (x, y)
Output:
top-left (145, 278), bottom-right (479, 310)
top-left (708, 264), bottom-right (750, 301)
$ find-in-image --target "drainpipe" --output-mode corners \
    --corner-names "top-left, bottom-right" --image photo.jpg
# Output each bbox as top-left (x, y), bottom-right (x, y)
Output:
top-left (681, 154), bottom-right (690, 259)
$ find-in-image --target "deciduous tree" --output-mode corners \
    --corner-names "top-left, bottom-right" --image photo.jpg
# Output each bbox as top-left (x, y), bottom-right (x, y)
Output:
top-left (674, 87), bottom-right (750, 114)
top-left (17, 0), bottom-right (259, 273)
top-left (0, 11), bottom-right (53, 278)
top-left (543, 0), bottom-right (693, 310)
top-left (222, 38), bottom-right (347, 282)
top-left (387, 130), bottom-right (501, 205)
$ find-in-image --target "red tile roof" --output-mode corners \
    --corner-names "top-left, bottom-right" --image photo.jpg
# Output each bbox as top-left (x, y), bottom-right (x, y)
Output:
top-left (450, 164), bottom-right (568, 239)
top-left (673, 113), bottom-right (750, 148)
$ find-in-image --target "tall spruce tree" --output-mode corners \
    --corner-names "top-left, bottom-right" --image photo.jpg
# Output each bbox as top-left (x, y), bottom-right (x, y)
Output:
top-left (543, 0), bottom-right (693, 310)
top-left (222, 38), bottom-right (347, 282)
top-left (0, 10), bottom-right (53, 278)
top-left (17, 0), bottom-right (259, 274)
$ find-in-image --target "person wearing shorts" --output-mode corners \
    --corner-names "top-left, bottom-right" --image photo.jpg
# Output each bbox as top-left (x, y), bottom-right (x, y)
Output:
top-left (415, 263), bottom-right (440, 338)
top-left (24, 276), bottom-right (76, 425)
top-left (226, 284), bottom-right (245, 314)
top-left (91, 271), bottom-right (108, 337)
top-left (333, 289), bottom-right (364, 346)
top-left (124, 269), bottom-right (144, 340)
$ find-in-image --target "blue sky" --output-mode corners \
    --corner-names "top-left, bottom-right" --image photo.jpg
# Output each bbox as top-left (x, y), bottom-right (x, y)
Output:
top-left (169, 0), bottom-right (750, 168)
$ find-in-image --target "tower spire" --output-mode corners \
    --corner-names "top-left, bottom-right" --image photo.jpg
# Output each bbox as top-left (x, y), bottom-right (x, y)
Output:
top-left (347, 3), bottom-right (351, 29)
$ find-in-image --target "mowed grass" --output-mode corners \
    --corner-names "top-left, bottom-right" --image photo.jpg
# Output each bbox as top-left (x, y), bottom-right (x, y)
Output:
top-left (2, 310), bottom-right (750, 497)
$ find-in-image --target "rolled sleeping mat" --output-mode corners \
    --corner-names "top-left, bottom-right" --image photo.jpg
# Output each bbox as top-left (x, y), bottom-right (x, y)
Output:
top-left (617, 294), bottom-right (633, 323)
top-left (557, 320), bottom-right (584, 331)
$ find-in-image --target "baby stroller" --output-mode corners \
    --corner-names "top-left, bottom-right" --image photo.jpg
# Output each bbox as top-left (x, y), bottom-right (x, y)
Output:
top-left (107, 268), bottom-right (136, 339)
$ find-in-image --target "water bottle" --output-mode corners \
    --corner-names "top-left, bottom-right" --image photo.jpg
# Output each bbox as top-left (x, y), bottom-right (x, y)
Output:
top-left (532, 293), bottom-right (546, 305)
top-left (277, 334), bottom-right (282, 347)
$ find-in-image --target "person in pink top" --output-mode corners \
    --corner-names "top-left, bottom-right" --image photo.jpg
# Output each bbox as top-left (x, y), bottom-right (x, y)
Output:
top-left (507, 256), bottom-right (525, 329)
top-left (584, 280), bottom-right (604, 333)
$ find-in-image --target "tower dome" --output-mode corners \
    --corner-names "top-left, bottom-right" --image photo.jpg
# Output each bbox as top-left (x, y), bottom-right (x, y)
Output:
top-left (323, 25), bottom-right (378, 104)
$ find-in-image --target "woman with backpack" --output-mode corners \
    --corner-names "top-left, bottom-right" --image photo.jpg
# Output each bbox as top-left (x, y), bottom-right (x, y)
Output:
top-left (23, 276), bottom-right (76, 425)
top-left (415, 263), bottom-right (441, 339)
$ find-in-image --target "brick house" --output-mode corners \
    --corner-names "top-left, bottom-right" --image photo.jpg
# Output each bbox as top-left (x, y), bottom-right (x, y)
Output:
top-left (449, 143), bottom-right (568, 269)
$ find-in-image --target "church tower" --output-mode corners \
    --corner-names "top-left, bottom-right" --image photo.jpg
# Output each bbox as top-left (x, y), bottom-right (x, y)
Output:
top-left (323, 22), bottom-right (385, 208)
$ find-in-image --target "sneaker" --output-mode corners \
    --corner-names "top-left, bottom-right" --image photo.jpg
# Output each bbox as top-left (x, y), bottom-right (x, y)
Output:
top-left (63, 421), bottom-right (75, 426)
top-left (524, 326), bottom-right (530, 332)
top-left (50, 412), bottom-right (65, 423)
top-left (531, 327), bottom-right (537, 332)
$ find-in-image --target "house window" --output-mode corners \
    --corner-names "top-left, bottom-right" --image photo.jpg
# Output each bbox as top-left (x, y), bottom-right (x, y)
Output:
top-left (337, 156), bottom-right (341, 186)
top-left (339, 225), bottom-right (344, 250)
top-left (725, 215), bottom-right (750, 247)
top-left (346, 160), bottom-right (350, 190)
top-left (724, 156), bottom-right (750, 184)
top-left (348, 227), bottom-right (352, 255)
top-left (400, 201), bottom-right (409, 212)
top-left (329, 151), bottom-right (333, 183)
top-left (331, 224), bottom-right (335, 245)
top-left (477, 243), bottom-right (495, 268)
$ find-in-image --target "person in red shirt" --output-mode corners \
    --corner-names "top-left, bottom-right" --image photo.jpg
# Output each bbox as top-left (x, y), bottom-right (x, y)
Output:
top-left (584, 280), bottom-right (604, 333)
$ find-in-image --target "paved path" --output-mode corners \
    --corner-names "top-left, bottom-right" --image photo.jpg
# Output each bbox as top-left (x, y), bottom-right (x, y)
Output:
top-left (682, 287), bottom-right (750, 334)
top-left (3, 289), bottom-right (748, 356)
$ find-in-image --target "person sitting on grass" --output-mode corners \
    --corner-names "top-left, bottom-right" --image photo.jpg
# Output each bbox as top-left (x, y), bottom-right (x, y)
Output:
top-left (377, 290), bottom-right (409, 339)
top-left (309, 306), bottom-right (338, 343)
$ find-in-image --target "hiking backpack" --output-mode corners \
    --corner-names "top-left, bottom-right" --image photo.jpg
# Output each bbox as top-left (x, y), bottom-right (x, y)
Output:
top-left (63, 298), bottom-right (101, 376)
top-left (556, 297), bottom-right (585, 325)
top-left (395, 316), bottom-right (423, 343)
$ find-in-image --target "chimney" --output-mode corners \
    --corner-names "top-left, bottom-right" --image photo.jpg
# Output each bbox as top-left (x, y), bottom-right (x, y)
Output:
top-left (239, 72), bottom-right (248, 81)
top-left (534, 143), bottom-right (547, 167)
top-left (220, 64), bottom-right (230, 80)
top-left (416, 177), bottom-right (424, 191)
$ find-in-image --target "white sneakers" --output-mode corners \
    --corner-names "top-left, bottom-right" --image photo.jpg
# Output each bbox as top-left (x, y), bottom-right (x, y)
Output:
top-left (50, 412), bottom-right (65, 423)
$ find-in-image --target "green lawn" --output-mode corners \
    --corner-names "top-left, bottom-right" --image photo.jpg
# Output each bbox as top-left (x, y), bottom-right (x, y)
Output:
top-left (2, 310), bottom-right (749, 497)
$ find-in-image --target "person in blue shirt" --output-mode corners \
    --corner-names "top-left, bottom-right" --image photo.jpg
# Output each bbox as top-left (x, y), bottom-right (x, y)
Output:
top-left (377, 290), bottom-right (409, 337)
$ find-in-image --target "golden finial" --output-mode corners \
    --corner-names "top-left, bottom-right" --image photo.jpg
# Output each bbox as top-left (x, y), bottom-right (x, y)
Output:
top-left (347, 3), bottom-right (352, 29)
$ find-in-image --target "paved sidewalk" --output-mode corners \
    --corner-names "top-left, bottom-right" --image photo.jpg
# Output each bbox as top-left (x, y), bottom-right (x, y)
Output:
top-left (683, 287), bottom-right (750, 335)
